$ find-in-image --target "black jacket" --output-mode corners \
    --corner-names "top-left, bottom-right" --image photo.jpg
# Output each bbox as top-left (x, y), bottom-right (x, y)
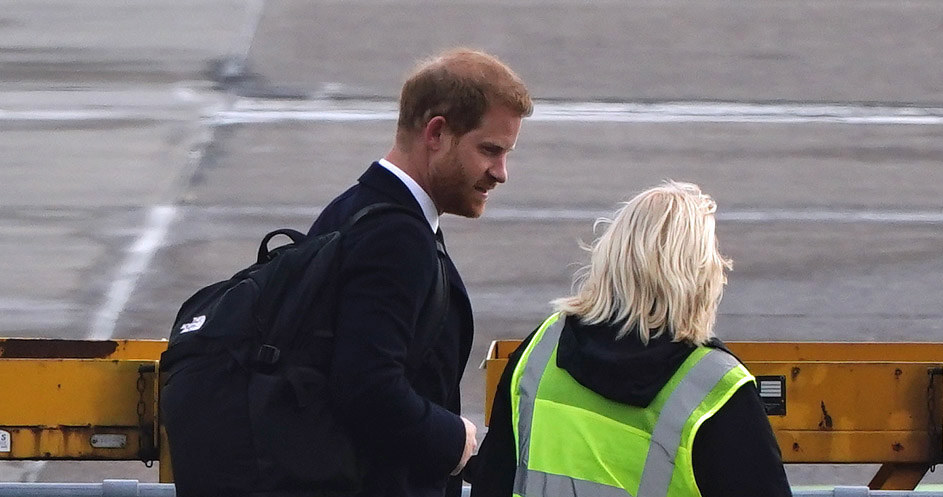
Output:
top-left (465, 315), bottom-right (792, 497)
top-left (309, 163), bottom-right (474, 497)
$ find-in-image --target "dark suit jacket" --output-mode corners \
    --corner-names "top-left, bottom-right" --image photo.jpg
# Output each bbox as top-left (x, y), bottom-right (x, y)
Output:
top-left (308, 163), bottom-right (474, 497)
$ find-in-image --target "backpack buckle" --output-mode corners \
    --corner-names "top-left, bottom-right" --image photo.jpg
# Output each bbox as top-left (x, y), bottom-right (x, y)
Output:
top-left (255, 344), bottom-right (281, 366)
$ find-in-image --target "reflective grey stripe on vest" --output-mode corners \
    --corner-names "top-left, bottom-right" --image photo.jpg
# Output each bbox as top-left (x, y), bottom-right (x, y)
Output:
top-left (635, 349), bottom-right (742, 497)
top-left (513, 318), bottom-right (633, 497)
top-left (524, 468), bottom-right (633, 497)
top-left (514, 317), bottom-right (559, 495)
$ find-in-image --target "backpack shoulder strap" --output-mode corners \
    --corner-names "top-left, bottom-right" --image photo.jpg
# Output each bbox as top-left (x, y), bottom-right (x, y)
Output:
top-left (341, 202), bottom-right (423, 231)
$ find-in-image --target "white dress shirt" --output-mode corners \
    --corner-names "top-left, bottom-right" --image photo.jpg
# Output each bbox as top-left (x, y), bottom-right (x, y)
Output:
top-left (377, 158), bottom-right (440, 233)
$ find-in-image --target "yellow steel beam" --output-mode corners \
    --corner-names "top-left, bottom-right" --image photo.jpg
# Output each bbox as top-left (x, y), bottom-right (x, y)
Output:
top-left (728, 342), bottom-right (943, 363)
top-left (481, 341), bottom-right (943, 365)
top-left (482, 340), bottom-right (943, 468)
top-left (0, 338), bottom-right (166, 360)
top-left (0, 426), bottom-right (148, 460)
top-left (157, 369), bottom-right (174, 483)
top-left (2, 337), bottom-right (940, 486)
top-left (159, 423), bottom-right (174, 483)
top-left (483, 340), bottom-right (519, 424)
top-left (752, 362), bottom-right (937, 433)
top-left (0, 358), bottom-right (158, 461)
top-left (776, 431), bottom-right (935, 463)
top-left (869, 463), bottom-right (931, 490)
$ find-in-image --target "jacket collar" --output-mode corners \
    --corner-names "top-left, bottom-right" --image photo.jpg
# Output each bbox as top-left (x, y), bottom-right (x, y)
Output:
top-left (556, 315), bottom-right (739, 408)
top-left (376, 159), bottom-right (439, 232)
top-left (358, 161), bottom-right (426, 215)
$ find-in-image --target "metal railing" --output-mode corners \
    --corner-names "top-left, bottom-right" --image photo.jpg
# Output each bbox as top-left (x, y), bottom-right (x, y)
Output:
top-left (795, 489), bottom-right (943, 497)
top-left (0, 479), bottom-right (174, 496)
top-left (0, 482), bottom-right (942, 497)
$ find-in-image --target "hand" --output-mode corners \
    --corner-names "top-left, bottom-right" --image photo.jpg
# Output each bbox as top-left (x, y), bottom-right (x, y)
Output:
top-left (450, 416), bottom-right (478, 476)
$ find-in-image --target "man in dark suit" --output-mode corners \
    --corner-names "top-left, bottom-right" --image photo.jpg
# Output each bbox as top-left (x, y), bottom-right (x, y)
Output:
top-left (307, 48), bottom-right (532, 497)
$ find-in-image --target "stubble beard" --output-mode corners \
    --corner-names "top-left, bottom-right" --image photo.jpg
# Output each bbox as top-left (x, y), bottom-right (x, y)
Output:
top-left (432, 153), bottom-right (485, 219)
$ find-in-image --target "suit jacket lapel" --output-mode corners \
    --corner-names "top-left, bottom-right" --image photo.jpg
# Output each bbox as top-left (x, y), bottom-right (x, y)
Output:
top-left (360, 162), bottom-right (471, 304)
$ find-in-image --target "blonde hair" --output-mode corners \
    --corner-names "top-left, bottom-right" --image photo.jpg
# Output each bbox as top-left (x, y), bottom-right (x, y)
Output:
top-left (552, 181), bottom-right (732, 346)
top-left (397, 48), bottom-right (533, 139)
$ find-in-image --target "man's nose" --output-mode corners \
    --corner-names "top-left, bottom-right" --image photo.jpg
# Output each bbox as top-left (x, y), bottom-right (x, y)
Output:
top-left (490, 157), bottom-right (508, 184)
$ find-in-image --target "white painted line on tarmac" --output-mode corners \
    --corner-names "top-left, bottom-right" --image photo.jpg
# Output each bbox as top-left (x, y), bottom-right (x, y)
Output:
top-left (533, 101), bottom-right (943, 125)
top-left (84, 97), bottom-right (222, 341)
top-left (89, 205), bottom-right (177, 340)
top-left (210, 99), bottom-right (943, 125)
top-left (0, 109), bottom-right (153, 121)
top-left (215, 0), bottom-right (267, 80)
top-left (233, 0), bottom-right (267, 61)
top-left (6, 99), bottom-right (943, 125)
top-left (490, 207), bottom-right (943, 224)
top-left (716, 209), bottom-right (943, 223)
top-left (189, 205), bottom-right (943, 224)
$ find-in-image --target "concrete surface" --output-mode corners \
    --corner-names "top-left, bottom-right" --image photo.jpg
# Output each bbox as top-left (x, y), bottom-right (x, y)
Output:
top-left (1, 0), bottom-right (941, 486)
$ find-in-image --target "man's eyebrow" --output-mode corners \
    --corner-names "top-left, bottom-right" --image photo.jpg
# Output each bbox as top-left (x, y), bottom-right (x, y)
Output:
top-left (483, 141), bottom-right (515, 152)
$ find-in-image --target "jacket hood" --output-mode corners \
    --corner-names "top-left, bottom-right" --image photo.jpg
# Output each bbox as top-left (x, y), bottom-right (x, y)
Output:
top-left (555, 314), bottom-right (726, 407)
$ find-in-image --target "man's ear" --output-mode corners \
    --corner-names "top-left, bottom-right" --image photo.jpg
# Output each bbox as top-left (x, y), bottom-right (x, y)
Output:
top-left (423, 116), bottom-right (450, 152)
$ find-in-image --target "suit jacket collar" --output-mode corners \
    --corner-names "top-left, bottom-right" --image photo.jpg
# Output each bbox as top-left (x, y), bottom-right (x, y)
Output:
top-left (359, 161), bottom-right (426, 216)
top-left (359, 162), bottom-right (472, 321)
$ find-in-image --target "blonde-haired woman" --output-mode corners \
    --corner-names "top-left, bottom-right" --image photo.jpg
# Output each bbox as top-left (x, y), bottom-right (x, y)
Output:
top-left (466, 181), bottom-right (791, 497)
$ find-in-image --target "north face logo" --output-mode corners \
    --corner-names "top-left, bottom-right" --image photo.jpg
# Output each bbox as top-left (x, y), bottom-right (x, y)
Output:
top-left (179, 315), bottom-right (206, 333)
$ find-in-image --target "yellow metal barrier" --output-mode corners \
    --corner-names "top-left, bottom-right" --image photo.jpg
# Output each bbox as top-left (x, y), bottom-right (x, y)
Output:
top-left (1, 338), bottom-right (941, 489)
top-left (0, 338), bottom-right (167, 360)
top-left (483, 340), bottom-right (943, 490)
top-left (0, 338), bottom-right (172, 482)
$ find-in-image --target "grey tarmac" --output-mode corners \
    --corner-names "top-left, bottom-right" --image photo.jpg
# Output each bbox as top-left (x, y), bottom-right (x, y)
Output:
top-left (1, 0), bottom-right (941, 487)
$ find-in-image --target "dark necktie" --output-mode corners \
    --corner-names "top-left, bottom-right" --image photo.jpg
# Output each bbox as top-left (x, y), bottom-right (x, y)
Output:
top-left (435, 228), bottom-right (447, 256)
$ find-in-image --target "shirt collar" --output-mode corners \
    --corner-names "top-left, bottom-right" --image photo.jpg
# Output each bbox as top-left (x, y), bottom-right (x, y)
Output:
top-left (377, 158), bottom-right (439, 232)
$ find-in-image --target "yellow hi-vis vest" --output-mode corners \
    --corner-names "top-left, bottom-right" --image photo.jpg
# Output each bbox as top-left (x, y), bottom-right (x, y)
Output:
top-left (510, 313), bottom-right (755, 497)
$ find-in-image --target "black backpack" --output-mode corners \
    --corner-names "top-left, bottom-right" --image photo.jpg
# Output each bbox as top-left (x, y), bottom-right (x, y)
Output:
top-left (159, 203), bottom-right (448, 497)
